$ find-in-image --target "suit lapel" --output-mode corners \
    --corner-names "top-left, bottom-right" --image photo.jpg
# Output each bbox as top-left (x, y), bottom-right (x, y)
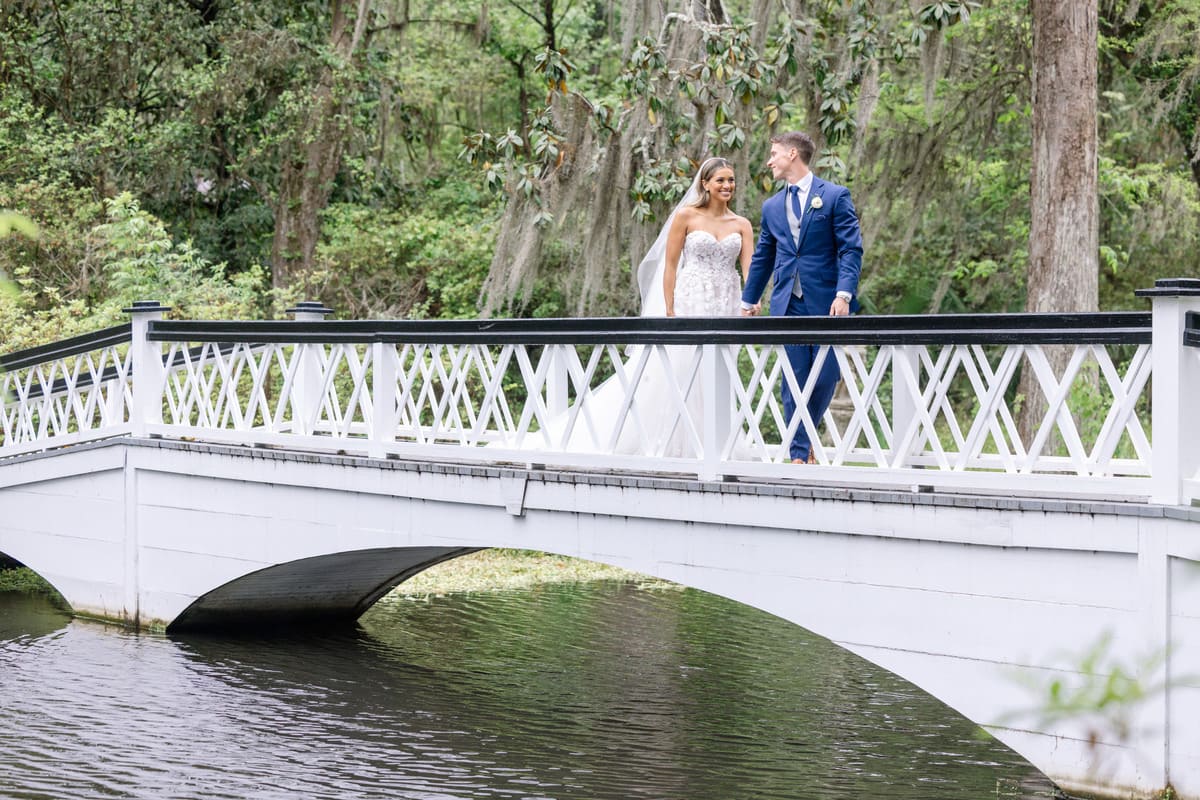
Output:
top-left (794, 177), bottom-right (824, 253)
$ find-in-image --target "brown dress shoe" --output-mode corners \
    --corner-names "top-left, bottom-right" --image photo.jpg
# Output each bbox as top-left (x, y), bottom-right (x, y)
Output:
top-left (791, 457), bottom-right (807, 464)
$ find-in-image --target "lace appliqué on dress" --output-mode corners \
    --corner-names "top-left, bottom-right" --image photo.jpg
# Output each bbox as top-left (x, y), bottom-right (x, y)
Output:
top-left (673, 231), bottom-right (743, 317)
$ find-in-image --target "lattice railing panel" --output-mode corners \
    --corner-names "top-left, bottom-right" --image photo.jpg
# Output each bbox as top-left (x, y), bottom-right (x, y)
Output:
top-left (394, 342), bottom-right (514, 445)
top-left (161, 342), bottom-right (374, 439)
top-left (390, 343), bottom-right (711, 457)
top-left (0, 343), bottom-right (132, 450)
top-left (880, 343), bottom-right (1143, 475)
top-left (369, 339), bottom-right (1153, 479)
top-left (719, 342), bottom-right (1151, 477)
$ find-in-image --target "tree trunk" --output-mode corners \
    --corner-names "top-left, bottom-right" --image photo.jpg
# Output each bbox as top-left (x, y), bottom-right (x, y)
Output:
top-left (270, 0), bottom-right (372, 292)
top-left (1021, 0), bottom-right (1099, 446)
top-left (1027, 0), bottom-right (1098, 315)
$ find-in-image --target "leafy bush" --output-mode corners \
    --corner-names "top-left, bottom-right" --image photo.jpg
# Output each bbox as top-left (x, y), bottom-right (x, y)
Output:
top-left (1, 193), bottom-right (267, 352)
top-left (315, 201), bottom-right (493, 320)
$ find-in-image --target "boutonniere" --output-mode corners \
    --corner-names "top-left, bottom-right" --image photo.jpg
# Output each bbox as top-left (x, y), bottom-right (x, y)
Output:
top-left (810, 196), bottom-right (823, 210)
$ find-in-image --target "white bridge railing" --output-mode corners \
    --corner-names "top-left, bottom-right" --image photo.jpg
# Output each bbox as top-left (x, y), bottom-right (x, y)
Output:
top-left (4, 282), bottom-right (1200, 504)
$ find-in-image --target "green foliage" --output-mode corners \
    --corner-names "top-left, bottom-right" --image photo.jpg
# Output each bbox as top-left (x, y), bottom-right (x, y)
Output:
top-left (917, 1), bottom-right (979, 30)
top-left (0, 194), bottom-right (267, 351)
top-left (0, 211), bottom-right (37, 299)
top-left (92, 193), bottom-right (266, 319)
top-left (1006, 631), bottom-right (1170, 747)
top-left (0, 567), bottom-right (59, 596)
top-left (316, 201), bottom-right (493, 319)
top-left (0, 213), bottom-right (38, 240)
top-left (1, 0), bottom-right (1198, 336)
top-left (1097, 157), bottom-right (1200, 309)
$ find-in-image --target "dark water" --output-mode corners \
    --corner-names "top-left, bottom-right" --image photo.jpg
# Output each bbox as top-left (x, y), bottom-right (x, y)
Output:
top-left (0, 581), bottom-right (1057, 799)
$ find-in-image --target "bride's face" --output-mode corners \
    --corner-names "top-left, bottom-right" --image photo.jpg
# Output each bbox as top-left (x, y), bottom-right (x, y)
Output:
top-left (703, 167), bottom-right (736, 204)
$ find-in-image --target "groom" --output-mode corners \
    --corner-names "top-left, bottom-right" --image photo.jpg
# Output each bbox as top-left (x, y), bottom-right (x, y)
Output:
top-left (741, 131), bottom-right (863, 464)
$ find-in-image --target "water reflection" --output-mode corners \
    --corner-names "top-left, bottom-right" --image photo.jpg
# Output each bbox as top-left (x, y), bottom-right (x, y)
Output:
top-left (0, 590), bottom-right (68, 641)
top-left (0, 581), bottom-right (1056, 799)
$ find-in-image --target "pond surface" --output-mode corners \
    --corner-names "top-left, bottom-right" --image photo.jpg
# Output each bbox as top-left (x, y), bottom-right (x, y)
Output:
top-left (0, 580), bottom-right (1058, 799)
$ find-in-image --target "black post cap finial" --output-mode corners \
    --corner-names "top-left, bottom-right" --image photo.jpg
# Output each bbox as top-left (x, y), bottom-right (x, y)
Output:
top-left (285, 301), bottom-right (335, 317)
top-left (121, 300), bottom-right (173, 314)
top-left (1134, 278), bottom-right (1200, 298)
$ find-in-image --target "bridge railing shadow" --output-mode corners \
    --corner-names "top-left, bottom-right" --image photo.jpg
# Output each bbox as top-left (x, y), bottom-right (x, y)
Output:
top-left (3, 279), bottom-right (1199, 504)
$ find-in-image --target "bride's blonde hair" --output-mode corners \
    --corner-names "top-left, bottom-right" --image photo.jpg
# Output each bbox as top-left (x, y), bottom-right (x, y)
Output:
top-left (691, 157), bottom-right (733, 208)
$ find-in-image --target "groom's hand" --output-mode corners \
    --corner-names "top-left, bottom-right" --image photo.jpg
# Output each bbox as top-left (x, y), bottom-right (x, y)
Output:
top-left (829, 297), bottom-right (850, 317)
top-left (741, 304), bottom-right (760, 317)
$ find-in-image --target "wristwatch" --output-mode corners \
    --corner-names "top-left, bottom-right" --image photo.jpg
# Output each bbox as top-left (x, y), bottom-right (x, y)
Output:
top-left (836, 291), bottom-right (853, 302)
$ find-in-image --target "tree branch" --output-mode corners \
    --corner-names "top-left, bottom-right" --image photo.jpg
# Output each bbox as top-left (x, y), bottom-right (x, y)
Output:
top-left (368, 18), bottom-right (479, 37)
top-left (499, 0), bottom-right (547, 30)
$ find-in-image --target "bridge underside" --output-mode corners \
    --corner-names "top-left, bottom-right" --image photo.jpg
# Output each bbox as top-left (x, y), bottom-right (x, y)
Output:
top-left (169, 547), bottom-right (477, 631)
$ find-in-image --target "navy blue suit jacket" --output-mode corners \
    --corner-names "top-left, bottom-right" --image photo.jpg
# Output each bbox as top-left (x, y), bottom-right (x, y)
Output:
top-left (741, 177), bottom-right (863, 317)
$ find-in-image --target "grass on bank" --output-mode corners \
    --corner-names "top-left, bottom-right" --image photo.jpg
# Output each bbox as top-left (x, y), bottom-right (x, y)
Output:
top-left (387, 549), bottom-right (678, 597)
top-left (0, 566), bottom-right (57, 594)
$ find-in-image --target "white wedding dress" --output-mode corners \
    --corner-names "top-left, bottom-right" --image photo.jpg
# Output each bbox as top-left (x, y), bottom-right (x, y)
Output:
top-left (622, 229), bottom-right (744, 457)
top-left (513, 228), bottom-right (745, 459)
top-left (500, 159), bottom-right (747, 460)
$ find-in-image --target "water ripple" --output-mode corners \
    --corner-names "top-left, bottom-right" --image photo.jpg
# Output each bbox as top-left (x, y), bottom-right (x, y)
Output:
top-left (0, 583), bottom-right (1054, 799)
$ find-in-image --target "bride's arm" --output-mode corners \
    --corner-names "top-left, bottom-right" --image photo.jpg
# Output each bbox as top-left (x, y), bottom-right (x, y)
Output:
top-left (662, 211), bottom-right (690, 317)
top-left (738, 217), bottom-right (754, 281)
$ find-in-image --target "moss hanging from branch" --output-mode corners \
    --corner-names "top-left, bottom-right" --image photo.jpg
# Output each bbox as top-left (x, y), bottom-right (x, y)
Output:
top-left (474, 4), bottom-right (718, 317)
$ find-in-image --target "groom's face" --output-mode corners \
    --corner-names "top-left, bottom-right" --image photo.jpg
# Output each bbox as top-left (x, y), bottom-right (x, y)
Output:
top-left (766, 143), bottom-right (793, 180)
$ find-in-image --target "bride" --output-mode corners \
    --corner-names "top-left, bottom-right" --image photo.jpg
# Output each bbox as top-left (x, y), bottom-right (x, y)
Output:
top-left (650, 157), bottom-right (753, 320)
top-left (521, 157), bottom-right (752, 458)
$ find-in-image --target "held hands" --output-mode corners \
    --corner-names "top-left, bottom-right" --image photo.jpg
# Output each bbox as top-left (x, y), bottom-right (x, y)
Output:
top-left (740, 299), bottom-right (843, 316)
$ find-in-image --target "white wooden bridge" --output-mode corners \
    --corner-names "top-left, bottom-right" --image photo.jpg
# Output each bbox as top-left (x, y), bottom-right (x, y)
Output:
top-left (3, 279), bottom-right (1200, 800)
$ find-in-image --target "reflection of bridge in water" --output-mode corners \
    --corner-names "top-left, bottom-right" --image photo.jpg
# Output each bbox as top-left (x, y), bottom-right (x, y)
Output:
top-left (3, 280), bottom-right (1200, 800)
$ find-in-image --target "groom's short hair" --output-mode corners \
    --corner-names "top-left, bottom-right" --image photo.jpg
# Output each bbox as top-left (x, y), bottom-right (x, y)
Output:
top-left (771, 131), bottom-right (816, 165)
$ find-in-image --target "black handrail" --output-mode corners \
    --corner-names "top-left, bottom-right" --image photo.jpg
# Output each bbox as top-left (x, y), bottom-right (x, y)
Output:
top-left (0, 324), bottom-right (131, 371)
top-left (147, 312), bottom-right (1153, 347)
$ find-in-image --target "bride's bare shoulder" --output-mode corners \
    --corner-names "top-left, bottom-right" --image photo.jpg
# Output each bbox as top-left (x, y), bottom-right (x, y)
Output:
top-left (670, 206), bottom-right (699, 229)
